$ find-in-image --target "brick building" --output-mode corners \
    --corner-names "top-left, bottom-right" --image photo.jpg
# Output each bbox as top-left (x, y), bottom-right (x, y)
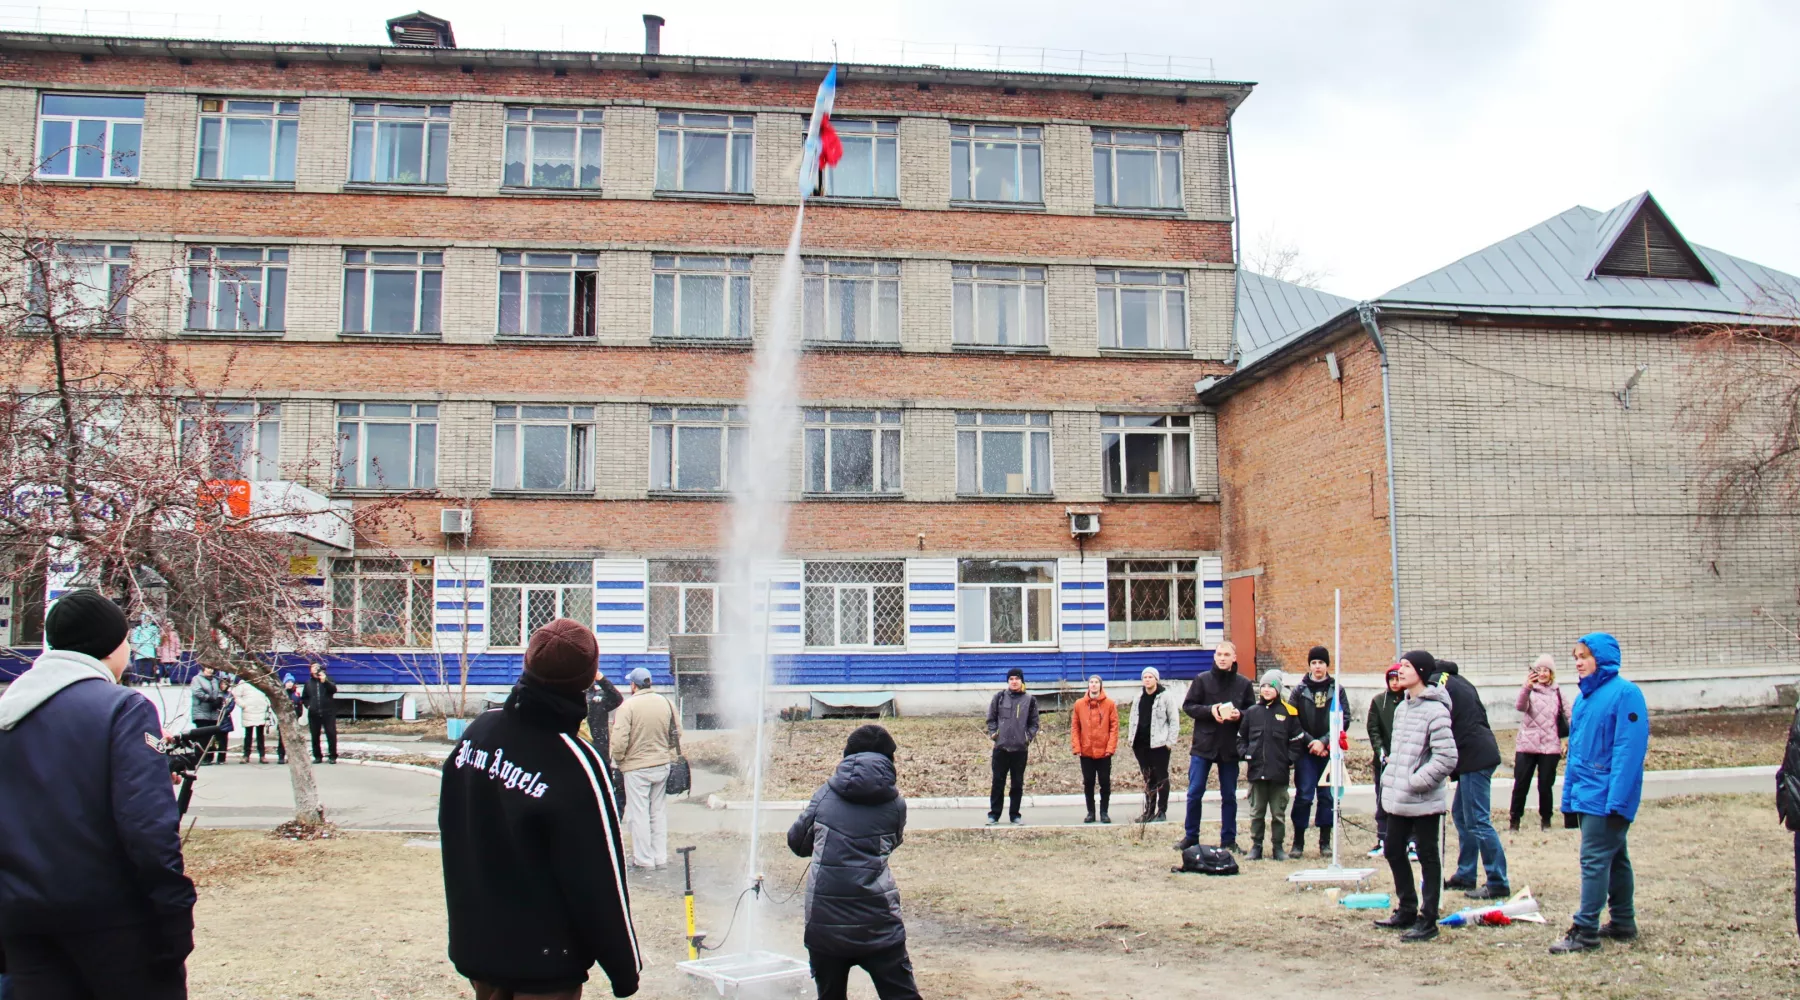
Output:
top-left (0, 21), bottom-right (1250, 708)
top-left (1207, 193), bottom-right (1800, 707)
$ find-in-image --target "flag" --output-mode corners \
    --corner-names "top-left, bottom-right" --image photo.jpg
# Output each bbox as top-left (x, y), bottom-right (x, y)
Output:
top-left (817, 114), bottom-right (843, 169)
top-left (798, 65), bottom-right (840, 198)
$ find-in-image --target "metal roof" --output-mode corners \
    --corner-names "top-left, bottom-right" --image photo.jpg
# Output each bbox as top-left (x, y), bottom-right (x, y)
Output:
top-left (1234, 270), bottom-right (1356, 365)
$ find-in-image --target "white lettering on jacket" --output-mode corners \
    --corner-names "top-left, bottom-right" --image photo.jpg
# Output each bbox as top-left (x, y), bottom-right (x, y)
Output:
top-left (453, 739), bottom-right (549, 798)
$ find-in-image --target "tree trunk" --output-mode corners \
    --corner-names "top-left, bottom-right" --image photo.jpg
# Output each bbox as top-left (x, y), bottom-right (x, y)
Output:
top-left (267, 687), bottom-right (324, 826)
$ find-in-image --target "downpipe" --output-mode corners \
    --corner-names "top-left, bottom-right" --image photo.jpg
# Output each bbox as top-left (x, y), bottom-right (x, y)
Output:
top-left (1357, 303), bottom-right (1403, 659)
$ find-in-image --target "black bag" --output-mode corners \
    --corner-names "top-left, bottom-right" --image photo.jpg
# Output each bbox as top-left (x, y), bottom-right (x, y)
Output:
top-left (664, 701), bottom-right (692, 797)
top-left (1554, 687), bottom-right (1570, 740)
top-left (1175, 844), bottom-right (1239, 876)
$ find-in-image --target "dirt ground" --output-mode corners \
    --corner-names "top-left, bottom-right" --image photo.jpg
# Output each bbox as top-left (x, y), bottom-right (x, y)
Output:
top-left (691, 708), bottom-right (1792, 801)
top-left (185, 792), bottom-right (1796, 1000)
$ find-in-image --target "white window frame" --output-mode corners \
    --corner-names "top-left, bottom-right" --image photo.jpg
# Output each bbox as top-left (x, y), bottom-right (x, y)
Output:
top-left (817, 118), bottom-right (898, 199)
top-left (335, 402), bottom-right (438, 491)
top-left (1092, 129), bottom-right (1183, 210)
top-left (488, 559), bottom-right (594, 648)
top-left (956, 412), bottom-right (1052, 496)
top-left (1097, 269), bottom-right (1187, 351)
top-left (655, 112), bottom-right (755, 194)
top-left (953, 264), bottom-right (1047, 348)
top-left (1107, 558), bottom-right (1200, 645)
top-left (648, 560), bottom-right (723, 649)
top-left (957, 559), bottom-right (1056, 647)
top-left (28, 243), bottom-right (131, 329)
top-left (804, 409), bottom-right (903, 495)
top-left (1101, 414), bottom-right (1194, 496)
top-left (179, 400), bottom-right (281, 481)
top-left (803, 259), bottom-right (900, 344)
top-left (331, 557), bottom-right (434, 648)
top-left (498, 252), bottom-right (598, 338)
top-left (196, 99), bottom-right (299, 182)
top-left (186, 246), bottom-right (288, 332)
top-left (349, 102), bottom-right (450, 185)
top-left (36, 93), bottom-right (143, 181)
top-left (949, 123), bottom-right (1043, 204)
top-left (803, 561), bottom-right (906, 649)
top-left (652, 255), bottom-right (753, 340)
top-left (650, 406), bottom-right (745, 493)
top-left (342, 249), bottom-right (443, 335)
top-left (492, 404), bottom-right (595, 493)
top-left (504, 106), bottom-right (604, 189)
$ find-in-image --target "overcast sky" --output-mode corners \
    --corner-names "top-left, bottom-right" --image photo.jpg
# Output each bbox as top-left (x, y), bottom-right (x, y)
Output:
top-left (19, 0), bottom-right (1798, 297)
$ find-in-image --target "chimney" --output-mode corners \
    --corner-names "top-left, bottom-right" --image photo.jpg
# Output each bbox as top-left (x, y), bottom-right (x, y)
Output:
top-left (643, 14), bottom-right (664, 55)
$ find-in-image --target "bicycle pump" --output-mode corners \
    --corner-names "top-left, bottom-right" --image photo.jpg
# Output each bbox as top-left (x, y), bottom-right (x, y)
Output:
top-left (677, 845), bottom-right (701, 959)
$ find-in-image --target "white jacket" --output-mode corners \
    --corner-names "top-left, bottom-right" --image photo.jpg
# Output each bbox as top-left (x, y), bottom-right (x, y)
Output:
top-left (234, 682), bottom-right (272, 727)
top-left (1123, 683), bottom-right (1182, 750)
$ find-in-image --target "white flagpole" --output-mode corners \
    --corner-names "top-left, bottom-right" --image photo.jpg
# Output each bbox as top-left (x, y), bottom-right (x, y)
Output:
top-left (1331, 587), bottom-right (1342, 869)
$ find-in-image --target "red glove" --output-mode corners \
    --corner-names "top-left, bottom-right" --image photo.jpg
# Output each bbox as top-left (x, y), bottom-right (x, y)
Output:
top-left (1338, 730), bottom-right (1350, 751)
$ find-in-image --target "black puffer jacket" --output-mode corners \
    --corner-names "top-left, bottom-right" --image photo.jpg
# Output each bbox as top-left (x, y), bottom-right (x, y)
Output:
top-left (1236, 696), bottom-right (1308, 784)
top-left (787, 752), bottom-right (908, 957)
top-left (1777, 704), bottom-right (1800, 832)
top-left (1432, 661), bottom-right (1502, 776)
top-left (1183, 666), bottom-right (1255, 760)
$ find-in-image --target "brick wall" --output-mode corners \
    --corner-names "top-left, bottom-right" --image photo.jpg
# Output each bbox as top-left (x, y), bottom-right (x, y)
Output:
top-left (0, 85), bottom-right (34, 178)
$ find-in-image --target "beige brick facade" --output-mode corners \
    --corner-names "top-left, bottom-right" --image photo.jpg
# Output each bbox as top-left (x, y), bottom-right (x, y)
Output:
top-left (902, 408), bottom-right (957, 501)
top-left (597, 402), bottom-right (650, 499)
top-left (1183, 127), bottom-right (1231, 219)
top-left (138, 92), bottom-right (193, 189)
top-left (0, 85), bottom-right (35, 180)
top-left (1047, 264), bottom-right (1098, 356)
top-left (601, 105), bottom-right (657, 199)
top-left (897, 117), bottom-right (950, 210)
top-left (294, 97), bottom-right (349, 193)
top-left (448, 101), bottom-right (504, 196)
top-left (1041, 123), bottom-right (1093, 216)
top-left (280, 244), bottom-right (342, 342)
top-left (753, 112), bottom-right (802, 206)
top-left (440, 246), bottom-right (496, 344)
top-left (1187, 266), bottom-right (1234, 360)
top-left (899, 258), bottom-right (953, 352)
top-left (435, 399), bottom-right (494, 495)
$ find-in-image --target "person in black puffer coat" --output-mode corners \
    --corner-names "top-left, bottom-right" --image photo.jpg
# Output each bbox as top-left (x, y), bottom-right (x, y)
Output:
top-left (1236, 670), bottom-right (1307, 861)
top-left (788, 725), bottom-right (918, 1000)
top-left (1777, 702), bottom-right (1800, 940)
top-left (1288, 646), bottom-right (1351, 858)
top-left (1427, 655), bottom-right (1509, 899)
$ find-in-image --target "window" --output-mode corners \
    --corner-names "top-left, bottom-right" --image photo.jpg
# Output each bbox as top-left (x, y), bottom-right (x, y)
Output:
top-left (958, 560), bottom-right (1054, 645)
top-left (504, 107), bottom-right (603, 189)
top-left (197, 99), bottom-right (299, 182)
top-left (1101, 415), bottom-right (1192, 495)
top-left (652, 255), bottom-right (752, 340)
top-left (648, 559), bottom-right (722, 648)
top-left (953, 264), bottom-right (1046, 347)
top-left (493, 405), bottom-right (594, 492)
top-left (1097, 270), bottom-right (1186, 351)
top-left (1108, 559), bottom-right (1198, 644)
top-left (36, 94), bottom-right (142, 180)
top-left (804, 409), bottom-right (901, 494)
top-left (499, 252), bottom-right (597, 338)
top-left (342, 250), bottom-right (443, 335)
top-left (336, 403), bottom-right (437, 490)
top-left (957, 412), bottom-right (1051, 496)
top-left (803, 260), bottom-right (899, 344)
top-left (186, 247), bottom-right (287, 332)
top-left (331, 558), bottom-right (433, 647)
top-left (656, 112), bottom-right (754, 194)
top-left (804, 561), bottom-right (905, 648)
top-left (349, 103), bottom-right (450, 185)
top-left (27, 243), bottom-right (131, 328)
top-left (179, 401), bottom-right (281, 481)
top-left (949, 123), bottom-right (1042, 204)
top-left (489, 560), bottom-right (592, 647)
top-left (818, 119), bottom-right (897, 198)
top-left (1092, 130), bottom-right (1182, 210)
top-left (651, 406), bottom-right (745, 493)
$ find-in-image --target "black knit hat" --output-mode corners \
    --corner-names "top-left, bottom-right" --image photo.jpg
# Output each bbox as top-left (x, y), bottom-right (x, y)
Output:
top-left (1400, 650), bottom-right (1436, 676)
top-left (523, 618), bottom-right (599, 693)
top-left (44, 589), bottom-right (129, 662)
top-left (844, 724), bottom-right (898, 761)
top-left (1307, 645), bottom-right (1330, 666)
top-left (1006, 667), bottom-right (1025, 681)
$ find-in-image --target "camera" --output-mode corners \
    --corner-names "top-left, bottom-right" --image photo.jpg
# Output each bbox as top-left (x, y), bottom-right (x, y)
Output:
top-left (144, 725), bottom-right (225, 815)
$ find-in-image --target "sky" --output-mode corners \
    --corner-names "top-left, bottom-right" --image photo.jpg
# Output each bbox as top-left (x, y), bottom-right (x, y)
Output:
top-left (13, 0), bottom-right (1798, 298)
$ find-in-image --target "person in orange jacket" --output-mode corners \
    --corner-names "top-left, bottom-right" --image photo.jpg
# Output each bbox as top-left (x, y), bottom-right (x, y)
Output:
top-left (1070, 675), bottom-right (1119, 824)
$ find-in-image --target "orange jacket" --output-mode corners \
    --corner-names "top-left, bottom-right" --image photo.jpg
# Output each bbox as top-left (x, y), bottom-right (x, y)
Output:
top-left (1070, 690), bottom-right (1119, 758)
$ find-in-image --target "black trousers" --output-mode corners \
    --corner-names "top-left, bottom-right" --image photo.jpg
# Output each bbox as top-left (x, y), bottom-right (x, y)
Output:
top-left (1134, 745), bottom-right (1170, 818)
top-left (808, 946), bottom-right (920, 1000)
top-left (1079, 755), bottom-right (1112, 815)
top-left (989, 747), bottom-right (1028, 820)
top-left (310, 713), bottom-right (338, 761)
top-left (192, 721), bottom-right (224, 765)
top-left (1384, 813), bottom-right (1443, 920)
top-left (240, 725), bottom-right (268, 760)
top-left (1510, 751), bottom-right (1560, 824)
top-left (1, 923), bottom-right (186, 1000)
top-left (1372, 759), bottom-right (1388, 840)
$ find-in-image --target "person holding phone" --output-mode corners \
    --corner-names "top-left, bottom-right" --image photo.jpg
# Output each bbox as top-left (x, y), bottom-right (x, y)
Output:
top-left (1511, 654), bottom-right (1568, 831)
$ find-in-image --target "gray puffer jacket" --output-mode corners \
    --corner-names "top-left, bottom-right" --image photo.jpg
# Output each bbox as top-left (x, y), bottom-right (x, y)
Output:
top-left (1379, 685), bottom-right (1459, 817)
top-left (787, 752), bottom-right (908, 957)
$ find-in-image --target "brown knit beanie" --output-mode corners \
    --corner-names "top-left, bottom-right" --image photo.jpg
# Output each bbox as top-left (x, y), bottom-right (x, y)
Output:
top-left (523, 618), bottom-right (599, 692)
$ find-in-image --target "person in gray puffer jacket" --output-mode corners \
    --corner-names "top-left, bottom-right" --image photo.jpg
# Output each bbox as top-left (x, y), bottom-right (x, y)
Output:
top-left (1374, 658), bottom-right (1459, 942)
top-left (788, 725), bottom-right (918, 1000)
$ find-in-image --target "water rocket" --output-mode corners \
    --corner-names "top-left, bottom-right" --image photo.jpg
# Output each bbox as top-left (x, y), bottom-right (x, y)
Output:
top-left (798, 65), bottom-right (843, 198)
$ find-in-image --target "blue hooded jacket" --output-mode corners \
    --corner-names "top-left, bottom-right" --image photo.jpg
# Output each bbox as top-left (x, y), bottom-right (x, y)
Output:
top-left (1561, 632), bottom-right (1650, 821)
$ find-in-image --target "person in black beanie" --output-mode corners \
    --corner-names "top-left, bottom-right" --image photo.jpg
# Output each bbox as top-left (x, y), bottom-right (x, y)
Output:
top-left (1288, 645), bottom-right (1351, 858)
top-left (789, 724), bottom-right (917, 1000)
top-left (439, 618), bottom-right (641, 999)
top-left (0, 589), bottom-right (196, 999)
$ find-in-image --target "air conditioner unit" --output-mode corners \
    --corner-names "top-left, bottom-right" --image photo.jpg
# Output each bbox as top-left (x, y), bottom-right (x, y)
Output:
top-left (440, 508), bottom-right (474, 535)
top-left (1069, 512), bottom-right (1100, 537)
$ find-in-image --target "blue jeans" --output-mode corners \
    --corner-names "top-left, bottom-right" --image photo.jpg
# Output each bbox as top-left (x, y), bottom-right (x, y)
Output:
top-left (1183, 754), bottom-right (1240, 844)
top-left (1574, 813), bottom-right (1634, 931)
top-left (1291, 752), bottom-right (1334, 833)
top-left (1451, 767), bottom-right (1509, 887)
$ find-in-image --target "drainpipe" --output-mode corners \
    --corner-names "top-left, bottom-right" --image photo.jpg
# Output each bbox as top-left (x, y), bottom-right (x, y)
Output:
top-left (1224, 120), bottom-right (1242, 366)
top-left (1357, 302), bottom-right (1402, 659)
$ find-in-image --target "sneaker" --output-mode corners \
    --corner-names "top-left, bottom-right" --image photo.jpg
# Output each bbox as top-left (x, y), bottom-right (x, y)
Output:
top-left (985, 816), bottom-right (1000, 826)
top-left (1465, 883), bottom-right (1512, 901)
top-left (1009, 815), bottom-right (1024, 825)
top-left (1599, 921), bottom-right (1639, 941)
top-left (1401, 918), bottom-right (1440, 943)
top-left (1152, 811), bottom-right (1168, 823)
top-left (1407, 845), bottom-right (1418, 862)
top-left (1174, 834), bottom-right (1198, 851)
top-left (1366, 842), bottom-right (1385, 858)
top-left (1549, 925), bottom-right (1602, 954)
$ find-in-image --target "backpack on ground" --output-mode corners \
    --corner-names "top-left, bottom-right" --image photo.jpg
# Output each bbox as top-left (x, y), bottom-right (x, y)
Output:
top-left (1175, 844), bottom-right (1239, 876)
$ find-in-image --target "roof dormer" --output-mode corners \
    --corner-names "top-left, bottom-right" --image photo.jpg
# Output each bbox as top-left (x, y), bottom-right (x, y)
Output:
top-left (386, 11), bottom-right (456, 48)
top-left (1589, 192), bottom-right (1713, 284)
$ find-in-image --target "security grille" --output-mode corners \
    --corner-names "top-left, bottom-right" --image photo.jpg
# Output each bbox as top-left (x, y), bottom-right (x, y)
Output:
top-left (331, 557), bottom-right (434, 647)
top-left (648, 559), bottom-right (722, 649)
top-left (804, 561), bottom-right (905, 648)
top-left (1107, 559), bottom-right (1198, 643)
top-left (489, 559), bottom-right (592, 647)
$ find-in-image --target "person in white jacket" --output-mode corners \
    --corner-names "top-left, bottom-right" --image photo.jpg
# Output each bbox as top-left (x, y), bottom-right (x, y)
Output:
top-left (1126, 667), bottom-right (1182, 823)
top-left (235, 677), bottom-right (274, 764)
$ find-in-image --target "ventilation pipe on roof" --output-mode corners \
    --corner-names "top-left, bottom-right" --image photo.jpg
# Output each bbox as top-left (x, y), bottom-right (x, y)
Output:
top-left (1356, 302), bottom-right (1403, 660)
top-left (643, 14), bottom-right (665, 55)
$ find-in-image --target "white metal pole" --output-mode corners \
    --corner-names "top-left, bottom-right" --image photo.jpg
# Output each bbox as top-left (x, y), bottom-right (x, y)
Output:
top-left (1331, 588), bottom-right (1342, 868)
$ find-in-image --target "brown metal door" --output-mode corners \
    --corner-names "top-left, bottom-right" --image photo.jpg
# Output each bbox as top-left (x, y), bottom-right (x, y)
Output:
top-left (1227, 576), bottom-right (1255, 666)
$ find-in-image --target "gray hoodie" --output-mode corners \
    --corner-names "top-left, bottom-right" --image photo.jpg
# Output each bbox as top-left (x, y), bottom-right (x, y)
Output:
top-left (0, 649), bottom-right (116, 731)
top-left (1378, 684), bottom-right (1459, 817)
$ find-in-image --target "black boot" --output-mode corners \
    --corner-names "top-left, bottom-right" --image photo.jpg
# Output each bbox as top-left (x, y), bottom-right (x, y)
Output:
top-left (1317, 824), bottom-right (1333, 858)
top-left (1100, 811), bottom-right (1111, 824)
top-left (1401, 914), bottom-right (1440, 942)
top-left (1248, 842), bottom-right (1264, 861)
top-left (1549, 924), bottom-right (1602, 954)
top-left (1373, 909), bottom-right (1417, 929)
top-left (1540, 816), bottom-right (1553, 832)
top-left (1292, 829), bottom-right (1306, 855)
top-left (1599, 920), bottom-right (1639, 941)
top-left (1508, 815), bottom-right (1521, 832)
top-left (1084, 811), bottom-right (1097, 824)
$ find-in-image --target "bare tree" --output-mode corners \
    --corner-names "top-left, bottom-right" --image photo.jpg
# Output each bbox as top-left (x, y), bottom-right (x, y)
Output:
top-left (1244, 228), bottom-right (1329, 289)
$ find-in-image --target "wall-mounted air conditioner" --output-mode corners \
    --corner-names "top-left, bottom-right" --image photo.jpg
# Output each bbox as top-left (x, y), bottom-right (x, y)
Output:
top-left (441, 508), bottom-right (474, 535)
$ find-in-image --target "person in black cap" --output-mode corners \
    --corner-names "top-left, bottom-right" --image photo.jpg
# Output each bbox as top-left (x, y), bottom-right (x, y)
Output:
top-left (440, 617), bottom-right (641, 999)
top-left (1288, 645), bottom-right (1350, 858)
top-left (985, 667), bottom-right (1039, 826)
top-left (0, 589), bottom-right (196, 999)
top-left (789, 724), bottom-right (917, 1000)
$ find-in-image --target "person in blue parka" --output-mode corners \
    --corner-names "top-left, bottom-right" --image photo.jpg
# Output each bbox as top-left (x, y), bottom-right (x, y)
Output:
top-left (1550, 632), bottom-right (1649, 955)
